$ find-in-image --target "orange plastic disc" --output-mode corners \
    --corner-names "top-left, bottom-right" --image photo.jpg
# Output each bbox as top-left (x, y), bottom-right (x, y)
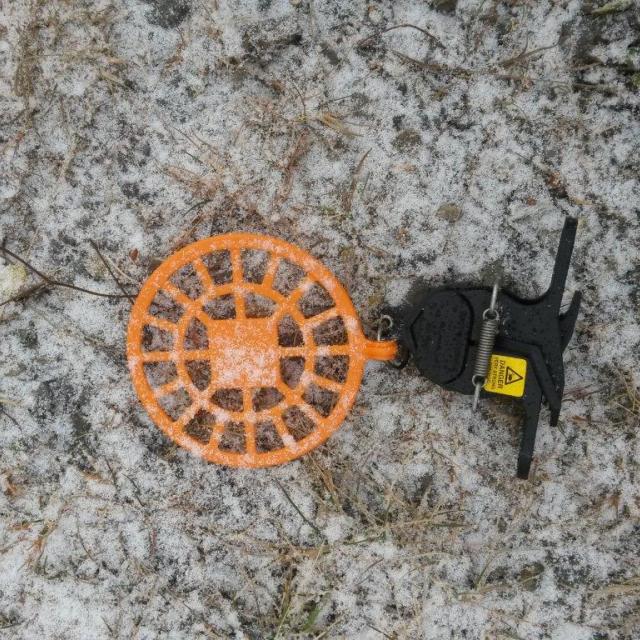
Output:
top-left (127, 232), bottom-right (397, 467)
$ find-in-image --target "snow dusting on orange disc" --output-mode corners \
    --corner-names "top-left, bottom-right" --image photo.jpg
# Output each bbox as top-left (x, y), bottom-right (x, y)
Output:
top-left (127, 233), bottom-right (397, 467)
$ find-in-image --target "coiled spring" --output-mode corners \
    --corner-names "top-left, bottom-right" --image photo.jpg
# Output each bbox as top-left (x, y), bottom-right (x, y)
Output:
top-left (472, 283), bottom-right (500, 410)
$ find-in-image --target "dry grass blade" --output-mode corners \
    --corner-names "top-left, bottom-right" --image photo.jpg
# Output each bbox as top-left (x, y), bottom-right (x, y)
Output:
top-left (391, 50), bottom-right (473, 78)
top-left (590, 0), bottom-right (633, 16)
top-left (393, 49), bottom-right (618, 95)
top-left (272, 130), bottom-right (311, 211)
top-left (165, 165), bottom-right (223, 201)
top-left (315, 112), bottom-right (362, 138)
top-left (611, 369), bottom-right (640, 426)
top-left (500, 42), bottom-right (559, 68)
top-left (274, 480), bottom-right (324, 539)
top-left (342, 148), bottom-right (371, 213)
top-left (590, 575), bottom-right (640, 601)
top-left (357, 23), bottom-right (444, 50)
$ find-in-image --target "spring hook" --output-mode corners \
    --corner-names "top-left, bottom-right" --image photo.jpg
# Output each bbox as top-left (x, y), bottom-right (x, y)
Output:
top-left (472, 283), bottom-right (500, 411)
top-left (375, 314), bottom-right (409, 369)
top-left (376, 314), bottom-right (394, 342)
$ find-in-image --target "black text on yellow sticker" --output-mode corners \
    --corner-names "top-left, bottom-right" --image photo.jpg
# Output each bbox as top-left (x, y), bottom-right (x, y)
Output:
top-left (484, 355), bottom-right (527, 398)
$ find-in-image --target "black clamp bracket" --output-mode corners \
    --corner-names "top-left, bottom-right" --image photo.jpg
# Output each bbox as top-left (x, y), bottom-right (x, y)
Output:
top-left (393, 217), bottom-right (581, 479)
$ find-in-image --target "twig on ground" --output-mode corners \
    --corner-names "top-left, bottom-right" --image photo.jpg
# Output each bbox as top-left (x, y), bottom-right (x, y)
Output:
top-left (0, 245), bottom-right (132, 302)
top-left (0, 620), bottom-right (25, 631)
top-left (182, 199), bottom-right (213, 218)
top-left (122, 473), bottom-right (146, 508)
top-left (0, 283), bottom-right (48, 308)
top-left (0, 405), bottom-right (21, 428)
top-left (88, 240), bottom-right (135, 304)
top-left (364, 621), bottom-right (395, 639)
top-left (275, 480), bottom-right (324, 539)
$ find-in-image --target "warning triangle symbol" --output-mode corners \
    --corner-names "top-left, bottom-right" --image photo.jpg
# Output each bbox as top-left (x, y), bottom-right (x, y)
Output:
top-left (505, 366), bottom-right (524, 385)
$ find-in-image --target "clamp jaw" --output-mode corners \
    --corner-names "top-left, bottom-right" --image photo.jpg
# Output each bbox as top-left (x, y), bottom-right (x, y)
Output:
top-left (394, 218), bottom-right (581, 478)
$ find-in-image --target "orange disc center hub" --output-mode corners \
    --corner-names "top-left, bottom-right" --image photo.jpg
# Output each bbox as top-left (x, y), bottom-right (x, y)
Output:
top-left (208, 319), bottom-right (279, 387)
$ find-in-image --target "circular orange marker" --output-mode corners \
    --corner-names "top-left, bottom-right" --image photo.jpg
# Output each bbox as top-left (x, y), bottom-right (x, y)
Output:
top-left (127, 233), bottom-right (397, 467)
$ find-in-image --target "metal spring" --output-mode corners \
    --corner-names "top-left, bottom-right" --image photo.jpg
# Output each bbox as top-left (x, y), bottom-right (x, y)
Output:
top-left (472, 283), bottom-right (500, 410)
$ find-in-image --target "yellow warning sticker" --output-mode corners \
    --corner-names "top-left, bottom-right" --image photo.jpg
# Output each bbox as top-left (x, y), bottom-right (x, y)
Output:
top-left (484, 354), bottom-right (527, 398)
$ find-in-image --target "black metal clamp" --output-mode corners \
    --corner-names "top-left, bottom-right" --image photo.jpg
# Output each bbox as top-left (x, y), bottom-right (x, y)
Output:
top-left (393, 217), bottom-right (581, 479)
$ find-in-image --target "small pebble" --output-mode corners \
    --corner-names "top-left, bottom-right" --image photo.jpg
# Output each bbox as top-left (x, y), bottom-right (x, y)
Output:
top-left (436, 202), bottom-right (462, 222)
top-left (367, 5), bottom-right (383, 24)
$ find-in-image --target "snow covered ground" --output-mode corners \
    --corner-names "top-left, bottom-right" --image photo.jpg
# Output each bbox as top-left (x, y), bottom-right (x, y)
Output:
top-left (1, 0), bottom-right (639, 638)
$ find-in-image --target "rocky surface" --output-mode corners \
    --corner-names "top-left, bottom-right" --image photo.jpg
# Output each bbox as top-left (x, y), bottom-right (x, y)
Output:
top-left (1, 1), bottom-right (639, 638)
